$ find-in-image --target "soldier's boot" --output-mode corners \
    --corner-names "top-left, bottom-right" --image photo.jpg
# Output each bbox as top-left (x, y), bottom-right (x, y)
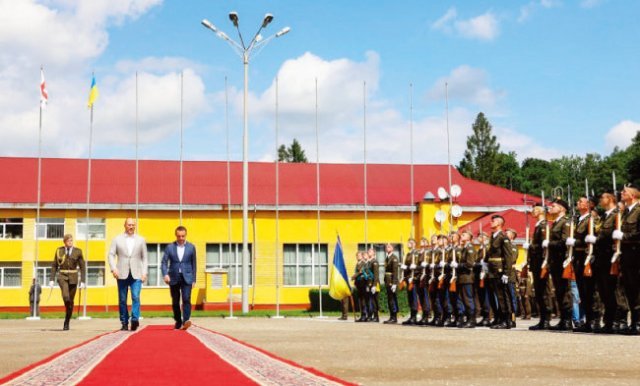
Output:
top-left (463, 314), bottom-right (476, 328)
top-left (427, 315), bottom-right (438, 326)
top-left (478, 316), bottom-right (491, 327)
top-left (402, 310), bottom-right (417, 325)
top-left (490, 313), bottom-right (511, 329)
top-left (356, 313), bottom-right (367, 322)
top-left (549, 318), bottom-right (572, 331)
top-left (529, 314), bottom-right (550, 331)
top-left (63, 303), bottom-right (72, 331)
top-left (510, 313), bottom-right (516, 328)
top-left (372, 311), bottom-right (380, 323)
top-left (590, 319), bottom-right (602, 333)
top-left (574, 319), bottom-right (593, 333)
top-left (383, 312), bottom-right (396, 324)
top-left (416, 313), bottom-right (428, 326)
top-left (456, 314), bottom-right (466, 328)
top-left (615, 320), bottom-right (629, 334)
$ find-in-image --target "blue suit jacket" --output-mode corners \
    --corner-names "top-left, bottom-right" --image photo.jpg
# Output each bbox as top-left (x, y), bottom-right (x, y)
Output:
top-left (161, 242), bottom-right (197, 285)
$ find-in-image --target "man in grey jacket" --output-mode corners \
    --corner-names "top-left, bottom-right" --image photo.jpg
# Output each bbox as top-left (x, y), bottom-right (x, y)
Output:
top-left (108, 218), bottom-right (148, 331)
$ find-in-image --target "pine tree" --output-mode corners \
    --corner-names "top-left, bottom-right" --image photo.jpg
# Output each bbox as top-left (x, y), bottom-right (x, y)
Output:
top-left (277, 139), bottom-right (308, 163)
top-left (458, 112), bottom-right (500, 183)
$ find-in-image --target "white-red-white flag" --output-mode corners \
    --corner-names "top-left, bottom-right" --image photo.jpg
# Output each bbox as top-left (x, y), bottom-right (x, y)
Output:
top-left (40, 68), bottom-right (48, 108)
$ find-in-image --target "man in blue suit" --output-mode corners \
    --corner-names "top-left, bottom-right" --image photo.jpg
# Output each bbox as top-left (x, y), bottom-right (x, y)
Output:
top-left (161, 225), bottom-right (197, 330)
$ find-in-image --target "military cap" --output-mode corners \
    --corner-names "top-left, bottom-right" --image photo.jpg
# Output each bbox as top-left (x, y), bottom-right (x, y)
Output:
top-left (551, 198), bottom-right (569, 211)
top-left (506, 228), bottom-right (517, 237)
top-left (491, 214), bottom-right (505, 222)
top-left (624, 183), bottom-right (639, 190)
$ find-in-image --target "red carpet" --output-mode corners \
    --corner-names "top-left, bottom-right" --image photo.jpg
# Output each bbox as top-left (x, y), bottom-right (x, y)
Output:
top-left (79, 325), bottom-right (257, 386)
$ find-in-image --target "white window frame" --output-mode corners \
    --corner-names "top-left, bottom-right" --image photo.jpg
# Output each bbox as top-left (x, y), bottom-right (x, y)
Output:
top-left (283, 243), bottom-right (328, 287)
top-left (145, 243), bottom-right (168, 287)
top-left (76, 218), bottom-right (106, 240)
top-left (0, 263), bottom-right (22, 288)
top-left (358, 243), bottom-right (403, 284)
top-left (35, 218), bottom-right (65, 239)
top-left (206, 243), bottom-right (253, 287)
top-left (0, 218), bottom-right (23, 239)
top-left (35, 266), bottom-right (51, 286)
top-left (86, 262), bottom-right (105, 287)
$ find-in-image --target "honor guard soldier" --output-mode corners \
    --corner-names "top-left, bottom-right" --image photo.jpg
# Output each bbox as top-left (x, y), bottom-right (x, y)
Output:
top-left (416, 237), bottom-right (432, 325)
top-left (527, 206), bottom-right (552, 330)
top-left (505, 229), bottom-right (519, 328)
top-left (447, 233), bottom-right (464, 327)
top-left (50, 234), bottom-right (86, 331)
top-left (474, 231), bottom-right (491, 326)
top-left (543, 198), bottom-right (573, 331)
top-left (427, 235), bottom-right (443, 326)
top-left (352, 252), bottom-right (369, 322)
top-left (383, 243), bottom-right (399, 324)
top-left (487, 215), bottom-right (513, 329)
top-left (457, 230), bottom-right (477, 328)
top-left (366, 247), bottom-right (380, 322)
top-left (435, 236), bottom-right (454, 327)
top-left (401, 238), bottom-right (419, 325)
top-left (612, 184), bottom-right (640, 335)
top-left (593, 192), bottom-right (619, 333)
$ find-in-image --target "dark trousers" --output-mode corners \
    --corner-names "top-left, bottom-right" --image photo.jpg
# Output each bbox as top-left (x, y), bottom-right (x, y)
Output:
top-left (437, 286), bottom-right (452, 318)
top-left (58, 279), bottom-right (77, 321)
top-left (386, 285), bottom-right (398, 313)
top-left (573, 251), bottom-right (599, 323)
top-left (488, 277), bottom-right (511, 316)
top-left (508, 282), bottom-right (518, 316)
top-left (169, 273), bottom-right (192, 324)
top-left (356, 282), bottom-right (368, 317)
top-left (369, 286), bottom-right (379, 316)
top-left (550, 260), bottom-right (573, 320)
top-left (594, 256), bottom-right (617, 325)
top-left (417, 284), bottom-right (430, 318)
top-left (407, 282), bottom-right (418, 311)
top-left (474, 272), bottom-right (491, 319)
top-left (459, 284), bottom-right (475, 317)
top-left (621, 245), bottom-right (640, 325)
top-left (532, 267), bottom-right (552, 321)
top-left (429, 286), bottom-right (442, 319)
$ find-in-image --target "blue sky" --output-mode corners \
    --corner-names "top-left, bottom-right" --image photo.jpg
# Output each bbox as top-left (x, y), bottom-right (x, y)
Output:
top-left (1, 0), bottom-right (638, 165)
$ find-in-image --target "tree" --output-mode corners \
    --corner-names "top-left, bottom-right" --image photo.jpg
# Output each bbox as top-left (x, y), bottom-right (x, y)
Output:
top-left (626, 131), bottom-right (640, 186)
top-left (278, 138), bottom-right (308, 163)
top-left (458, 112), bottom-right (501, 184)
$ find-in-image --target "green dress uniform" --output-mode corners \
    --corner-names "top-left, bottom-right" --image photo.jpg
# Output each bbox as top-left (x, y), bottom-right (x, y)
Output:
top-left (487, 231), bottom-right (513, 329)
top-left (402, 250), bottom-right (419, 325)
top-left (595, 207), bottom-right (622, 332)
top-left (573, 212), bottom-right (600, 332)
top-left (368, 258), bottom-right (380, 322)
top-left (619, 202), bottom-right (640, 334)
top-left (528, 219), bottom-right (552, 330)
top-left (415, 249), bottom-right (431, 325)
top-left (474, 243), bottom-right (491, 326)
top-left (383, 252), bottom-right (399, 324)
top-left (353, 260), bottom-right (369, 322)
top-left (51, 246), bottom-right (86, 330)
top-left (457, 242), bottom-right (476, 327)
top-left (548, 215), bottom-right (573, 330)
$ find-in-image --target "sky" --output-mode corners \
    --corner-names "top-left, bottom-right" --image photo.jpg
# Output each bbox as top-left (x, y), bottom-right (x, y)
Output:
top-left (0, 0), bottom-right (638, 166)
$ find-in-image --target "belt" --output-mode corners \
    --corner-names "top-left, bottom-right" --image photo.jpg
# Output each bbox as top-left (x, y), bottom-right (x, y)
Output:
top-left (488, 257), bottom-right (504, 262)
top-left (59, 269), bottom-right (77, 273)
top-left (574, 247), bottom-right (586, 252)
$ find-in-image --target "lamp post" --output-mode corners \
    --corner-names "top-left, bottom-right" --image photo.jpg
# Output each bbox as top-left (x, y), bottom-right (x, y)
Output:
top-left (202, 12), bottom-right (290, 314)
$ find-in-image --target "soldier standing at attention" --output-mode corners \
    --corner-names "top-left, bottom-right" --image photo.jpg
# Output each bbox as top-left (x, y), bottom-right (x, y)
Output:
top-left (50, 234), bottom-right (86, 331)
top-left (383, 243), bottom-right (399, 324)
top-left (352, 252), bottom-right (369, 322)
top-left (457, 230), bottom-right (476, 328)
top-left (505, 229), bottom-right (519, 328)
top-left (543, 198), bottom-right (573, 331)
top-left (612, 184), bottom-right (640, 335)
top-left (487, 215), bottom-right (513, 329)
top-left (474, 231), bottom-right (491, 327)
top-left (593, 192), bottom-right (619, 333)
top-left (416, 237), bottom-right (431, 325)
top-left (427, 235), bottom-right (443, 326)
top-left (366, 247), bottom-right (380, 322)
top-left (401, 238), bottom-right (419, 325)
top-left (527, 206), bottom-right (552, 330)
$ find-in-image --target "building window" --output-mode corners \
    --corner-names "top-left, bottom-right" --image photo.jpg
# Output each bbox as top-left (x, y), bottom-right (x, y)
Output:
top-left (0, 218), bottom-right (23, 239)
top-left (284, 243), bottom-right (328, 286)
top-left (358, 243), bottom-right (404, 284)
top-left (87, 262), bottom-right (105, 287)
top-left (206, 243), bottom-right (252, 287)
top-left (36, 218), bottom-right (65, 239)
top-left (76, 218), bottom-right (106, 240)
top-left (145, 243), bottom-right (168, 287)
top-left (35, 265), bottom-right (51, 286)
top-left (0, 263), bottom-right (21, 287)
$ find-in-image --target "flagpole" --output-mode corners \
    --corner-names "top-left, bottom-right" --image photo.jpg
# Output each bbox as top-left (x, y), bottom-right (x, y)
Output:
top-left (409, 83), bottom-right (415, 238)
top-left (179, 71), bottom-right (184, 225)
top-left (445, 82), bottom-right (453, 234)
top-left (135, 72), bottom-right (140, 226)
top-left (224, 76), bottom-right (236, 320)
top-left (273, 76), bottom-right (283, 319)
top-left (363, 81), bottom-right (368, 249)
top-left (28, 67), bottom-right (45, 321)
top-left (315, 78), bottom-right (326, 319)
top-left (80, 100), bottom-right (94, 320)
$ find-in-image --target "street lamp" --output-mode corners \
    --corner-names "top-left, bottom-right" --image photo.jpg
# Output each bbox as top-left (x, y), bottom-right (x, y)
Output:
top-left (202, 12), bottom-right (290, 314)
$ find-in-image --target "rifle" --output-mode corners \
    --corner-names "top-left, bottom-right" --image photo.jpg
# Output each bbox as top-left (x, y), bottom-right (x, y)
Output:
top-left (610, 172), bottom-right (622, 276)
top-left (408, 249), bottom-right (416, 292)
top-left (449, 243), bottom-right (457, 292)
top-left (521, 195), bottom-right (530, 279)
top-left (479, 222), bottom-right (488, 288)
top-left (428, 240), bottom-right (436, 291)
top-left (398, 235), bottom-right (407, 290)
top-left (540, 190), bottom-right (551, 279)
top-left (562, 186), bottom-right (576, 280)
top-left (584, 178), bottom-right (595, 277)
top-left (438, 243), bottom-right (447, 289)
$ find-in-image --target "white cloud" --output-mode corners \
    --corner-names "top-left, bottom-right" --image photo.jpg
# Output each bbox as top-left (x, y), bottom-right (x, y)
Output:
top-left (580, 0), bottom-right (604, 9)
top-left (494, 126), bottom-right (563, 160)
top-left (518, 0), bottom-right (561, 22)
top-left (427, 65), bottom-right (505, 108)
top-left (432, 8), bottom-right (500, 41)
top-left (605, 120), bottom-right (640, 151)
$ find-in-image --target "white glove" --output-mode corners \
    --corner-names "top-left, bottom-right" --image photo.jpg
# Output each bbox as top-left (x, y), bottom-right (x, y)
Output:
top-left (522, 242), bottom-right (530, 250)
top-left (542, 240), bottom-right (550, 248)
top-left (79, 282), bottom-right (86, 289)
top-left (439, 261), bottom-right (445, 268)
top-left (400, 264), bottom-right (407, 270)
top-left (421, 261), bottom-right (427, 268)
top-left (585, 235), bottom-right (597, 244)
top-left (501, 275), bottom-right (509, 284)
top-left (429, 263), bottom-right (435, 269)
top-left (391, 284), bottom-right (397, 293)
top-left (371, 286), bottom-right (376, 294)
top-left (566, 237), bottom-right (576, 247)
top-left (612, 230), bottom-right (624, 240)
top-left (450, 261), bottom-right (458, 269)
top-left (49, 281), bottom-right (55, 288)
top-left (408, 278), bottom-right (413, 284)
top-left (409, 264), bottom-right (416, 270)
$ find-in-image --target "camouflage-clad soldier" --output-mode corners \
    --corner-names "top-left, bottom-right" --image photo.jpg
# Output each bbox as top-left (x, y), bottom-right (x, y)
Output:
top-left (50, 234), bottom-right (86, 331)
top-left (383, 243), bottom-right (399, 324)
top-left (416, 237), bottom-right (431, 325)
top-left (352, 252), bottom-right (369, 322)
top-left (366, 247), bottom-right (380, 322)
top-left (457, 230), bottom-right (476, 328)
top-left (401, 239), bottom-right (419, 325)
top-left (487, 214), bottom-right (513, 329)
top-left (527, 206), bottom-right (552, 330)
top-left (543, 198), bottom-right (573, 331)
top-left (612, 184), bottom-right (640, 335)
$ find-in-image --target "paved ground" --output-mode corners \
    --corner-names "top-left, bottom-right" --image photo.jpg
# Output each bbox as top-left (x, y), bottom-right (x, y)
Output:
top-left (1, 317), bottom-right (640, 385)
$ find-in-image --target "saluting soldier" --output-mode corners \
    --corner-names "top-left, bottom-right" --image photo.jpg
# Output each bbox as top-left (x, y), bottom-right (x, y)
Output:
top-left (474, 231), bottom-right (491, 326)
top-left (401, 238), bottom-right (419, 325)
top-left (352, 252), bottom-right (369, 322)
top-left (527, 206), bottom-right (552, 330)
top-left (50, 234), bottom-right (86, 331)
top-left (612, 183), bottom-right (640, 335)
top-left (486, 215), bottom-right (513, 329)
top-left (505, 229), bottom-right (519, 328)
top-left (366, 247), bottom-right (380, 323)
top-left (543, 198), bottom-right (573, 331)
top-left (457, 230), bottom-right (476, 328)
top-left (416, 237), bottom-right (431, 325)
top-left (383, 243), bottom-right (399, 324)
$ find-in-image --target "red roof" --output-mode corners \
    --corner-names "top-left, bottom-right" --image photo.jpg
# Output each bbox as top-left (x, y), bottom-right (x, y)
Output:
top-left (458, 209), bottom-right (531, 239)
top-left (0, 157), bottom-right (530, 207)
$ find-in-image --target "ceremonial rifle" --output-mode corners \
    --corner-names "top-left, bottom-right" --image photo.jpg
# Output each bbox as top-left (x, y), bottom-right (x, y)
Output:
top-left (611, 172), bottom-right (622, 276)
top-left (540, 190), bottom-right (551, 279)
top-left (521, 194), bottom-right (530, 279)
top-left (398, 235), bottom-right (407, 291)
top-left (449, 242), bottom-right (457, 293)
top-left (479, 222), bottom-right (488, 288)
top-left (438, 241), bottom-right (447, 289)
top-left (562, 186), bottom-right (576, 280)
top-left (584, 178), bottom-right (595, 277)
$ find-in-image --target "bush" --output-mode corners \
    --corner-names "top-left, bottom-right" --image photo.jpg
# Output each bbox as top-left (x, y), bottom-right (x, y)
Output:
top-left (308, 286), bottom-right (411, 315)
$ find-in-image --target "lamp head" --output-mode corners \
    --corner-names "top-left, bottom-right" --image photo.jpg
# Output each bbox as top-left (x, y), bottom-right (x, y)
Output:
top-left (201, 19), bottom-right (217, 32)
top-left (275, 26), bottom-right (291, 37)
top-left (229, 11), bottom-right (239, 27)
top-left (262, 13), bottom-right (274, 28)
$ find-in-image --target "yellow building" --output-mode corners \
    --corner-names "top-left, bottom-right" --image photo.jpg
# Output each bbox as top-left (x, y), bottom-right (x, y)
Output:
top-left (0, 157), bottom-right (530, 312)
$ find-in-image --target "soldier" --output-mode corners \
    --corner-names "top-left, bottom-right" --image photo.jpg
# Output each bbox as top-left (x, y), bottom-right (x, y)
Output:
top-left (527, 206), bottom-right (552, 330)
top-left (436, 235), bottom-right (454, 327)
top-left (427, 235), bottom-right (443, 326)
top-left (401, 238), bottom-right (419, 325)
top-left (487, 215), bottom-right (513, 329)
top-left (366, 247), bottom-right (380, 322)
top-left (569, 196), bottom-right (600, 332)
top-left (352, 252), bottom-right (369, 322)
top-left (447, 233), bottom-right (464, 327)
top-left (592, 192), bottom-right (618, 333)
top-left (416, 237), bottom-right (432, 325)
top-left (457, 230), bottom-right (476, 328)
top-left (542, 198), bottom-right (573, 331)
top-left (474, 231), bottom-right (491, 326)
top-left (612, 183), bottom-right (640, 335)
top-left (49, 234), bottom-right (86, 331)
top-left (516, 264), bottom-right (533, 320)
top-left (383, 243), bottom-right (399, 324)
top-left (505, 229), bottom-right (519, 328)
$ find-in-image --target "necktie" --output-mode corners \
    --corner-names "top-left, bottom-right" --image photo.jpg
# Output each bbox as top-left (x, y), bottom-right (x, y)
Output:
top-left (66, 248), bottom-right (70, 257)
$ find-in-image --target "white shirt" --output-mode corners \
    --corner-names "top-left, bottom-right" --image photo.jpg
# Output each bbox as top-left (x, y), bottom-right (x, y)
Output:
top-left (177, 244), bottom-right (185, 262)
top-left (579, 213), bottom-right (589, 222)
top-left (125, 234), bottom-right (135, 256)
top-left (628, 202), bottom-right (638, 212)
top-left (605, 207), bottom-right (616, 216)
top-left (535, 219), bottom-right (544, 227)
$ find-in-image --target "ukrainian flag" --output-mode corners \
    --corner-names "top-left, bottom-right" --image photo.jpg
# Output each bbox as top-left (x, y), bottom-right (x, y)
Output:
top-left (87, 75), bottom-right (99, 108)
top-left (329, 235), bottom-right (351, 300)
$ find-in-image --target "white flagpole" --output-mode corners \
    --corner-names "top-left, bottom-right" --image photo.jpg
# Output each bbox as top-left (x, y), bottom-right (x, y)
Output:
top-left (179, 71), bottom-right (184, 225)
top-left (225, 76), bottom-right (236, 320)
top-left (445, 82), bottom-right (453, 233)
top-left (409, 83), bottom-right (415, 238)
top-left (315, 78), bottom-right (326, 318)
top-left (80, 87), bottom-right (94, 320)
top-left (273, 76), bottom-right (283, 319)
top-left (363, 81), bottom-right (368, 248)
top-left (28, 67), bottom-right (45, 320)
top-left (135, 72), bottom-right (140, 226)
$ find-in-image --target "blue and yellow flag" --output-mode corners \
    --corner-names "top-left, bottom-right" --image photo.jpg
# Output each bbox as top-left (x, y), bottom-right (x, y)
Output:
top-left (329, 235), bottom-right (351, 300)
top-left (87, 75), bottom-right (99, 108)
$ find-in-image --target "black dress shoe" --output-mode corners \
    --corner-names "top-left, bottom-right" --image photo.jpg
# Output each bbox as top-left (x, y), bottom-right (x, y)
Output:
top-left (383, 317), bottom-right (397, 324)
top-left (510, 320), bottom-right (516, 328)
top-left (490, 321), bottom-right (511, 329)
top-left (615, 322), bottom-right (629, 335)
top-left (63, 322), bottom-right (70, 331)
top-left (529, 320), bottom-right (550, 331)
top-left (573, 323), bottom-right (592, 333)
top-left (174, 322), bottom-right (182, 329)
top-left (463, 319), bottom-right (476, 328)
top-left (549, 319), bottom-right (572, 331)
top-left (131, 320), bottom-right (139, 331)
top-left (478, 318), bottom-right (491, 327)
top-left (121, 324), bottom-right (129, 331)
top-left (624, 325), bottom-right (639, 336)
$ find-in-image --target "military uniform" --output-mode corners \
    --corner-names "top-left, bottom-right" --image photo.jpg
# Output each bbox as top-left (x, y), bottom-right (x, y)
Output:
top-left (474, 241), bottom-right (491, 326)
top-left (428, 246), bottom-right (443, 325)
top-left (447, 244), bottom-right (464, 327)
top-left (507, 242), bottom-right (518, 327)
top-left (51, 246), bottom-right (85, 330)
top-left (594, 207), bottom-right (619, 332)
top-left (383, 251), bottom-right (399, 324)
top-left (402, 249), bottom-right (419, 325)
top-left (572, 212), bottom-right (600, 332)
top-left (528, 218), bottom-right (552, 329)
top-left (436, 246), bottom-right (453, 326)
top-left (619, 201), bottom-right (640, 334)
top-left (367, 257), bottom-right (380, 322)
top-left (353, 259), bottom-right (369, 322)
top-left (547, 214), bottom-right (573, 330)
top-left (487, 230), bottom-right (513, 328)
top-left (457, 241), bottom-right (476, 327)
top-left (415, 247), bottom-right (431, 325)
